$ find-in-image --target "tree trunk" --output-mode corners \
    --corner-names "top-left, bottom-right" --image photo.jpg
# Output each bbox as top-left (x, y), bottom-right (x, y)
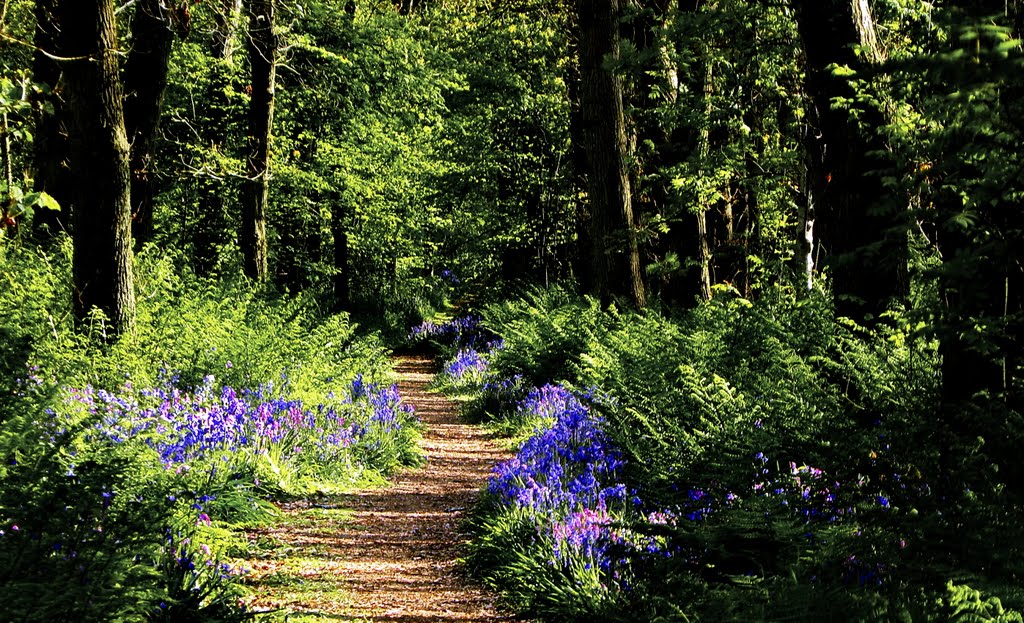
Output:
top-left (30, 0), bottom-right (72, 240)
top-left (331, 191), bottom-right (351, 312)
top-left (212, 0), bottom-right (244, 61)
top-left (241, 0), bottom-right (275, 282)
top-left (1, 113), bottom-right (11, 190)
top-left (794, 0), bottom-right (907, 321)
top-left (797, 161), bottom-right (817, 291)
top-left (59, 0), bottom-right (136, 336)
top-left (123, 0), bottom-right (175, 246)
top-left (695, 37), bottom-right (715, 302)
top-left (575, 0), bottom-right (645, 309)
top-left (564, 31), bottom-right (595, 294)
top-left (938, 2), bottom-right (1023, 414)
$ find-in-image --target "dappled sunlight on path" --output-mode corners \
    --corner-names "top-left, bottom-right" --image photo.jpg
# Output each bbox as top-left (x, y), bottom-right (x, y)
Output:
top-left (246, 355), bottom-right (524, 622)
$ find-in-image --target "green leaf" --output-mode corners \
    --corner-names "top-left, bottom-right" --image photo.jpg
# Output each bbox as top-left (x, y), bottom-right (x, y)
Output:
top-left (829, 63), bottom-right (858, 77)
top-left (34, 192), bottom-right (61, 212)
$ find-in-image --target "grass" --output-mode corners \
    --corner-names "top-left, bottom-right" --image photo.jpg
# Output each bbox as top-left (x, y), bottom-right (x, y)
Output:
top-left (241, 498), bottom-right (361, 620)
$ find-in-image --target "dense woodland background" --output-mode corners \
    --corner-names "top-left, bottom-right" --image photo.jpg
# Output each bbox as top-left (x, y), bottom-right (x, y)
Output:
top-left (1, 0), bottom-right (1023, 621)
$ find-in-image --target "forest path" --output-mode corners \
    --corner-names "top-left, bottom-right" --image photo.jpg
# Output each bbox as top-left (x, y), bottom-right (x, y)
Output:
top-left (245, 354), bottom-right (523, 622)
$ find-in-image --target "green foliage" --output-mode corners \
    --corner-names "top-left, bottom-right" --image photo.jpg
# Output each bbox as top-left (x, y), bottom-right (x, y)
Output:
top-left (484, 285), bottom-right (611, 387)
top-left (4, 1), bottom-right (1023, 620)
top-left (878, 8), bottom-right (1024, 410)
top-left (0, 73), bottom-right (57, 239)
top-left (462, 286), bottom-right (1023, 622)
top-left (465, 498), bottom-right (622, 621)
top-left (0, 241), bottom-right (414, 620)
top-left (638, 2), bottom-right (804, 298)
top-left (0, 425), bottom-right (171, 622)
top-left (427, 8), bottom-right (577, 293)
top-left (940, 582), bottom-right (1024, 623)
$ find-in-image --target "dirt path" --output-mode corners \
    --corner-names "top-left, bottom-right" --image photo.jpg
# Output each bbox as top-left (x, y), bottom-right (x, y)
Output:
top-left (245, 355), bottom-right (522, 622)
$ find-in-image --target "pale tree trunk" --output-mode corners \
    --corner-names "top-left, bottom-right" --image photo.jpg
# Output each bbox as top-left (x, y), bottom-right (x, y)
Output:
top-left (575, 0), bottom-right (645, 309)
top-left (212, 0), bottom-right (244, 61)
top-left (798, 164), bottom-right (816, 291)
top-left (59, 0), bottom-right (136, 336)
top-left (241, 0), bottom-right (275, 282)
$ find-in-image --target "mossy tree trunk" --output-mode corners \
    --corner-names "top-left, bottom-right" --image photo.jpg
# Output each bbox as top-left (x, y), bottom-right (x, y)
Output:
top-left (59, 0), bottom-right (136, 336)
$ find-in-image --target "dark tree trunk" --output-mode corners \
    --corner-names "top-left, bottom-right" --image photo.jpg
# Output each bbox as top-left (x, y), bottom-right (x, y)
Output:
top-left (30, 0), bottom-right (72, 240)
top-left (1, 114), bottom-right (11, 191)
top-left (241, 0), bottom-right (275, 282)
top-left (575, 0), bottom-right (645, 309)
top-left (794, 0), bottom-right (908, 321)
top-left (123, 0), bottom-right (175, 246)
top-left (59, 0), bottom-right (136, 336)
top-left (939, 228), bottom-right (1008, 409)
top-left (564, 34), bottom-right (595, 294)
top-left (331, 191), bottom-right (351, 312)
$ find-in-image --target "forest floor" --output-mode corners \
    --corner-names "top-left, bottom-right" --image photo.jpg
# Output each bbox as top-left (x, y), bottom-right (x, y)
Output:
top-left (243, 354), bottom-right (524, 622)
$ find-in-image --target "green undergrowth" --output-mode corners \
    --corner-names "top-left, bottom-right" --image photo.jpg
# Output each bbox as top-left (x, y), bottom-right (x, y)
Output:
top-left (0, 240), bottom-right (420, 622)
top-left (427, 285), bottom-right (1024, 622)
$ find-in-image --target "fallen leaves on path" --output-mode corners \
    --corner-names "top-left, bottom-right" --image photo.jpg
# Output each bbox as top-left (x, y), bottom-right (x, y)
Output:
top-left (244, 355), bottom-right (525, 622)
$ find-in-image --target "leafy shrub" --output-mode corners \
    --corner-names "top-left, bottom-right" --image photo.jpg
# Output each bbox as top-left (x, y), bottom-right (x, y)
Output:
top-left (458, 286), bottom-right (1024, 622)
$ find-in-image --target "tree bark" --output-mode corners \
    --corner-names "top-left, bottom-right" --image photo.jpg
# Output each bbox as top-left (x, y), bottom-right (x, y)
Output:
top-left (1, 113), bottom-right (11, 190)
top-left (331, 190), bottom-right (351, 311)
top-left (564, 29), bottom-right (595, 294)
top-left (241, 0), bottom-right (275, 282)
top-left (575, 0), bottom-right (645, 309)
top-left (123, 0), bottom-right (175, 246)
top-left (937, 2), bottom-right (1023, 413)
top-left (59, 0), bottom-right (136, 336)
top-left (794, 0), bottom-right (907, 321)
top-left (695, 34), bottom-right (715, 302)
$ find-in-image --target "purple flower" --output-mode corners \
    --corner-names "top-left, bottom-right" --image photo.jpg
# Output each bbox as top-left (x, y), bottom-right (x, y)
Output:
top-left (446, 349), bottom-right (489, 380)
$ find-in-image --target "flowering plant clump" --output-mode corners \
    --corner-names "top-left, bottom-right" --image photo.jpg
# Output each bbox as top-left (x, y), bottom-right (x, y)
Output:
top-left (1, 368), bottom-right (419, 620)
top-left (446, 348), bottom-right (490, 381)
top-left (486, 384), bottom-right (649, 577)
top-left (489, 385), bottom-right (630, 513)
top-left (408, 315), bottom-right (496, 350)
top-left (428, 318), bottom-right (505, 395)
top-left (60, 373), bottom-right (416, 481)
top-left (347, 374), bottom-right (418, 434)
top-left (477, 382), bottom-right (910, 592)
top-left (439, 268), bottom-right (460, 286)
